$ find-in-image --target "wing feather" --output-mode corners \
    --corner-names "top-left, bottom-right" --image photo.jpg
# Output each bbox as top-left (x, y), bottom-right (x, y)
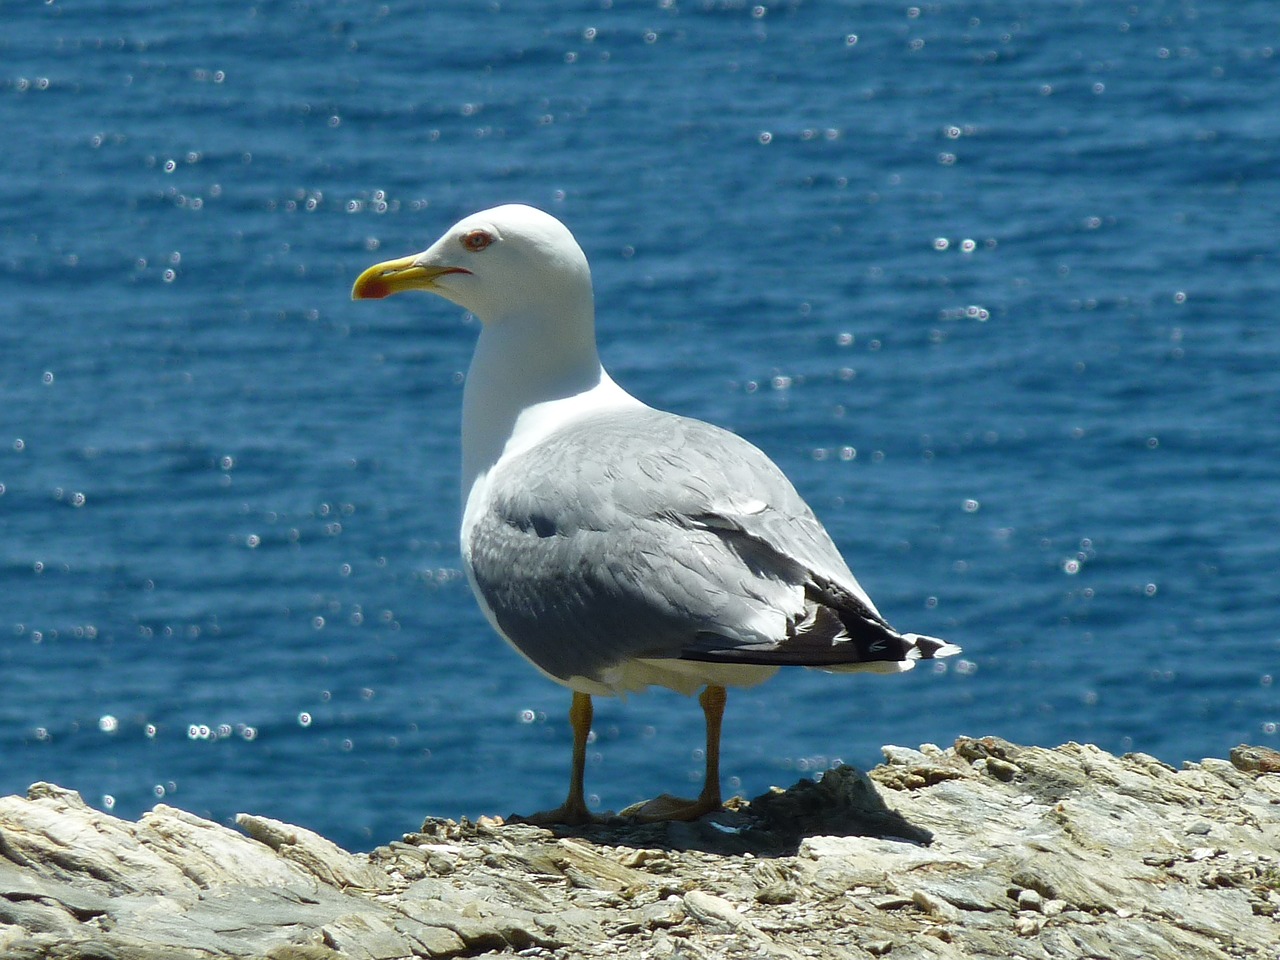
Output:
top-left (465, 408), bottom-right (943, 687)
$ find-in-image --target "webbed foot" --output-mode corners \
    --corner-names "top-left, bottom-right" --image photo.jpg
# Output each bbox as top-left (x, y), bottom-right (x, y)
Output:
top-left (621, 792), bottom-right (722, 823)
top-left (507, 799), bottom-right (603, 827)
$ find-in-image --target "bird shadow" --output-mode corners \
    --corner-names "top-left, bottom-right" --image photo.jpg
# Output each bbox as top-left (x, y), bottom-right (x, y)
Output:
top-left (497, 765), bottom-right (933, 858)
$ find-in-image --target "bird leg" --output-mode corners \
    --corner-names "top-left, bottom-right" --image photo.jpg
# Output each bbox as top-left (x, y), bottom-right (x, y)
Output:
top-left (509, 690), bottom-right (599, 825)
top-left (630, 684), bottom-right (727, 823)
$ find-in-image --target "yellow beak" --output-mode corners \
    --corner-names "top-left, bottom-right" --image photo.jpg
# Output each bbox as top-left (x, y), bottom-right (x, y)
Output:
top-left (350, 255), bottom-right (470, 300)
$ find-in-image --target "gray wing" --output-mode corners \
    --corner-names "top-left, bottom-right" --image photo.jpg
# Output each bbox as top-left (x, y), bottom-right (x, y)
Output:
top-left (466, 408), bottom-right (943, 685)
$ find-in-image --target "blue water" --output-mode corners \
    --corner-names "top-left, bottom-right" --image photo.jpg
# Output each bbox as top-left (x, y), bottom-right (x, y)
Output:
top-left (3, 1), bottom-right (1277, 851)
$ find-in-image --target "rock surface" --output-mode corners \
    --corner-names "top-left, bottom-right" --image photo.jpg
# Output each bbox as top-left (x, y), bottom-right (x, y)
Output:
top-left (1, 738), bottom-right (1277, 959)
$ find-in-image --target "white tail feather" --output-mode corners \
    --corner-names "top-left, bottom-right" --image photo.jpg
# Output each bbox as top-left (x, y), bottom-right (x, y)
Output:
top-left (903, 633), bottom-right (962, 659)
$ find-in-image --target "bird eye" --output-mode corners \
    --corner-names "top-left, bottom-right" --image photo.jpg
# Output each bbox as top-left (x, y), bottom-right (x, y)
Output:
top-left (460, 229), bottom-right (495, 252)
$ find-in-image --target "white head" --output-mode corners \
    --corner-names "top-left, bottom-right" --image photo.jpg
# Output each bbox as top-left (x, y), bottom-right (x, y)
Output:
top-left (353, 205), bottom-right (620, 490)
top-left (351, 204), bottom-right (594, 327)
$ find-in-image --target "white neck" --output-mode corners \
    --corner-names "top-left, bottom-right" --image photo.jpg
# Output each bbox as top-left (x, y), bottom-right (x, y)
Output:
top-left (460, 308), bottom-right (637, 497)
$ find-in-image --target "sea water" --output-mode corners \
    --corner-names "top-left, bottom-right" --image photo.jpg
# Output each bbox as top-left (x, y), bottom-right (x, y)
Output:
top-left (2, 0), bottom-right (1277, 850)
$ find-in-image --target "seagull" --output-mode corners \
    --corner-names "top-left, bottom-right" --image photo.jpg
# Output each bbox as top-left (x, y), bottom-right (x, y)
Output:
top-left (352, 204), bottom-right (960, 824)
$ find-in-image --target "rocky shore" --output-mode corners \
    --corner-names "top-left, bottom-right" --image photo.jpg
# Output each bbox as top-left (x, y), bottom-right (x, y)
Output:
top-left (1, 737), bottom-right (1277, 959)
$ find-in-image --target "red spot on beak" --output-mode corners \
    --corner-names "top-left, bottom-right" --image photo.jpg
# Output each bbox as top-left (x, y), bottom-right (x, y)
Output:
top-left (357, 278), bottom-right (392, 299)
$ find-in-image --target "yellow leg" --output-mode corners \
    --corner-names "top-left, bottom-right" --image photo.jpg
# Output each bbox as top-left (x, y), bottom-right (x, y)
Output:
top-left (510, 691), bottom-right (597, 825)
top-left (630, 684), bottom-right (728, 823)
top-left (696, 683), bottom-right (727, 810)
top-left (564, 690), bottom-right (593, 819)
